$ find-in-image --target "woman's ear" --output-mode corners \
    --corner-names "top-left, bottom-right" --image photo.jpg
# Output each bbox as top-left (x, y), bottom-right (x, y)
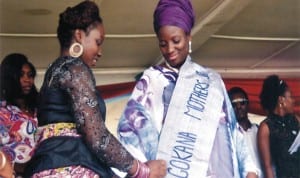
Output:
top-left (278, 95), bottom-right (285, 105)
top-left (73, 29), bottom-right (83, 43)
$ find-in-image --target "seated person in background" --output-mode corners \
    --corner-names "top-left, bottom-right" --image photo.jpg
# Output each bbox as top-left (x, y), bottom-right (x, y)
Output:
top-left (0, 53), bottom-right (39, 177)
top-left (228, 87), bottom-right (263, 178)
top-left (258, 74), bottom-right (300, 178)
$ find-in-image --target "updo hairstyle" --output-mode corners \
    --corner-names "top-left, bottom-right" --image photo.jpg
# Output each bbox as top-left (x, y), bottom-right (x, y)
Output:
top-left (259, 75), bottom-right (289, 114)
top-left (57, 1), bottom-right (103, 49)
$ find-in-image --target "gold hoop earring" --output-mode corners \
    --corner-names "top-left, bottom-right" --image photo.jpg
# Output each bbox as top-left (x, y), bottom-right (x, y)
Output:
top-left (69, 42), bottom-right (83, 58)
top-left (188, 41), bottom-right (192, 54)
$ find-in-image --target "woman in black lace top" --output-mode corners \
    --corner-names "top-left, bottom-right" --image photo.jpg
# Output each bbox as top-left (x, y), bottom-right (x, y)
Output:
top-left (25, 1), bottom-right (166, 178)
top-left (258, 75), bottom-right (299, 178)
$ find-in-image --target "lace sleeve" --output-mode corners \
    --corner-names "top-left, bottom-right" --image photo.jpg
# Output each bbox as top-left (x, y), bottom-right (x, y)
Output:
top-left (60, 63), bottom-right (134, 172)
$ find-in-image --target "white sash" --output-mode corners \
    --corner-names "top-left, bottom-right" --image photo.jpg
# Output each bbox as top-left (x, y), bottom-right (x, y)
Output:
top-left (156, 59), bottom-right (224, 178)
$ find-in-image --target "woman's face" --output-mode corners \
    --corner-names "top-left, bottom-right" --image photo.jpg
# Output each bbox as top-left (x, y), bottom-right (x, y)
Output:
top-left (81, 24), bottom-right (105, 67)
top-left (20, 64), bottom-right (34, 95)
top-left (282, 89), bottom-right (295, 114)
top-left (157, 25), bottom-right (190, 69)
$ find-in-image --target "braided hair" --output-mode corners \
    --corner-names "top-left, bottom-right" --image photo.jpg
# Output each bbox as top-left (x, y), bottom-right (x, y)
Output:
top-left (259, 75), bottom-right (289, 114)
top-left (57, 1), bottom-right (103, 49)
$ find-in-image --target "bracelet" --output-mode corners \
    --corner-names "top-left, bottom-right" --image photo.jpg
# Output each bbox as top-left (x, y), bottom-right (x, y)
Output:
top-left (135, 162), bottom-right (150, 178)
top-left (0, 151), bottom-right (7, 170)
top-left (130, 160), bottom-right (150, 178)
top-left (138, 162), bottom-right (150, 178)
top-left (130, 160), bottom-right (140, 178)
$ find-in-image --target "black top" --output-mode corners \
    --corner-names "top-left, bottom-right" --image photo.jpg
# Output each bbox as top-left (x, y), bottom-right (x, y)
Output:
top-left (25, 56), bottom-right (134, 177)
top-left (265, 113), bottom-right (300, 178)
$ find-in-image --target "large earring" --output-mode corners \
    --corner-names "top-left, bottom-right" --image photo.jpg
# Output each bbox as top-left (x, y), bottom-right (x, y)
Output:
top-left (189, 41), bottom-right (192, 54)
top-left (69, 42), bottom-right (83, 58)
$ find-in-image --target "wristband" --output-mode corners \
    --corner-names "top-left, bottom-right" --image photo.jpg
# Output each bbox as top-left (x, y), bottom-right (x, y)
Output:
top-left (130, 160), bottom-right (140, 178)
top-left (130, 160), bottom-right (150, 178)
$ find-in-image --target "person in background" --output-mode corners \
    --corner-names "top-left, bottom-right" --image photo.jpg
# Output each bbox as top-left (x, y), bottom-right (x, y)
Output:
top-left (228, 87), bottom-right (263, 178)
top-left (118, 0), bottom-right (258, 177)
top-left (258, 74), bottom-right (300, 178)
top-left (0, 53), bottom-right (39, 177)
top-left (24, 1), bottom-right (166, 178)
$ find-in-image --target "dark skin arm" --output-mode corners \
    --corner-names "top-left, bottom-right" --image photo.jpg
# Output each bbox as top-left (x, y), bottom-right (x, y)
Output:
top-left (257, 121), bottom-right (274, 178)
top-left (65, 63), bottom-right (166, 177)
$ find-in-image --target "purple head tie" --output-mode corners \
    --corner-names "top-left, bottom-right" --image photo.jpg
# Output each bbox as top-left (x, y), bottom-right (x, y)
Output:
top-left (153, 0), bottom-right (195, 34)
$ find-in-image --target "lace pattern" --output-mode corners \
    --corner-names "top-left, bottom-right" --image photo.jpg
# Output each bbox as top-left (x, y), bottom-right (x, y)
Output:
top-left (42, 56), bottom-right (134, 172)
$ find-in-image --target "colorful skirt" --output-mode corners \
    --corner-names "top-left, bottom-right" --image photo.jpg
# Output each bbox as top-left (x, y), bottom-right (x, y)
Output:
top-left (32, 123), bottom-right (100, 178)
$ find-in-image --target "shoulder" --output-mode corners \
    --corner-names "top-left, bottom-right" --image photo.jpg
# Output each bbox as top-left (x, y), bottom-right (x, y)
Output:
top-left (54, 57), bottom-right (95, 87)
top-left (258, 120), bottom-right (270, 133)
top-left (186, 59), bottom-right (222, 81)
top-left (0, 104), bottom-right (36, 123)
top-left (58, 57), bottom-right (93, 79)
top-left (51, 56), bottom-right (88, 71)
top-left (190, 59), bottom-right (218, 73)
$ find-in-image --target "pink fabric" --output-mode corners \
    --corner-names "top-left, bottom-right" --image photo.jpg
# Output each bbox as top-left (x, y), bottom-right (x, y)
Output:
top-left (32, 165), bottom-right (100, 178)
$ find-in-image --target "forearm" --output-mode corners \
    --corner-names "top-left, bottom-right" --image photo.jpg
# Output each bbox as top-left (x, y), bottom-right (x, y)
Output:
top-left (262, 165), bottom-right (275, 178)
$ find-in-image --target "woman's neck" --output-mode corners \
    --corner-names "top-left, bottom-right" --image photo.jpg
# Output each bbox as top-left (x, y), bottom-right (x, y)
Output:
top-left (14, 98), bottom-right (28, 111)
top-left (273, 106), bottom-right (285, 117)
top-left (61, 50), bottom-right (70, 57)
top-left (164, 61), bottom-right (179, 73)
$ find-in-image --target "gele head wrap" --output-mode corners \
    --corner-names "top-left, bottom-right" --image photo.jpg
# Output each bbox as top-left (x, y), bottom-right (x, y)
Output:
top-left (153, 0), bottom-right (195, 34)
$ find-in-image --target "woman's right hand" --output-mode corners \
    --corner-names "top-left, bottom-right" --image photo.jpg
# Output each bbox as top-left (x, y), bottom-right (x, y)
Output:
top-left (145, 159), bottom-right (167, 178)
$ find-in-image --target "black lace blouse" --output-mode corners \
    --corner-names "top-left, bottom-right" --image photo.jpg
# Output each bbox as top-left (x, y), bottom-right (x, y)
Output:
top-left (42, 56), bottom-right (134, 172)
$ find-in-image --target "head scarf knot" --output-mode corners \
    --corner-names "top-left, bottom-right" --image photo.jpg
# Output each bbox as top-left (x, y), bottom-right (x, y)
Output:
top-left (153, 0), bottom-right (195, 34)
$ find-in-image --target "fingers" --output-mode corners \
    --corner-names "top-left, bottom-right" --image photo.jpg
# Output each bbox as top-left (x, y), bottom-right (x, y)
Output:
top-left (145, 159), bottom-right (167, 178)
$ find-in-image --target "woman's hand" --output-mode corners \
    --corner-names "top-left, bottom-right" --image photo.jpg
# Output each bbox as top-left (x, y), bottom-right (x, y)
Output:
top-left (145, 159), bottom-right (167, 178)
top-left (246, 172), bottom-right (258, 178)
top-left (0, 151), bottom-right (14, 178)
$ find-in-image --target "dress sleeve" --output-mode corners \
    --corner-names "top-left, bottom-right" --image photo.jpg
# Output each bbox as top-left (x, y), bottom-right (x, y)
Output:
top-left (60, 63), bottom-right (134, 172)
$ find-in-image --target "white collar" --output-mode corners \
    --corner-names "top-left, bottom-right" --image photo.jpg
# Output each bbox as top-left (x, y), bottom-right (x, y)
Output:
top-left (164, 55), bottom-right (192, 74)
